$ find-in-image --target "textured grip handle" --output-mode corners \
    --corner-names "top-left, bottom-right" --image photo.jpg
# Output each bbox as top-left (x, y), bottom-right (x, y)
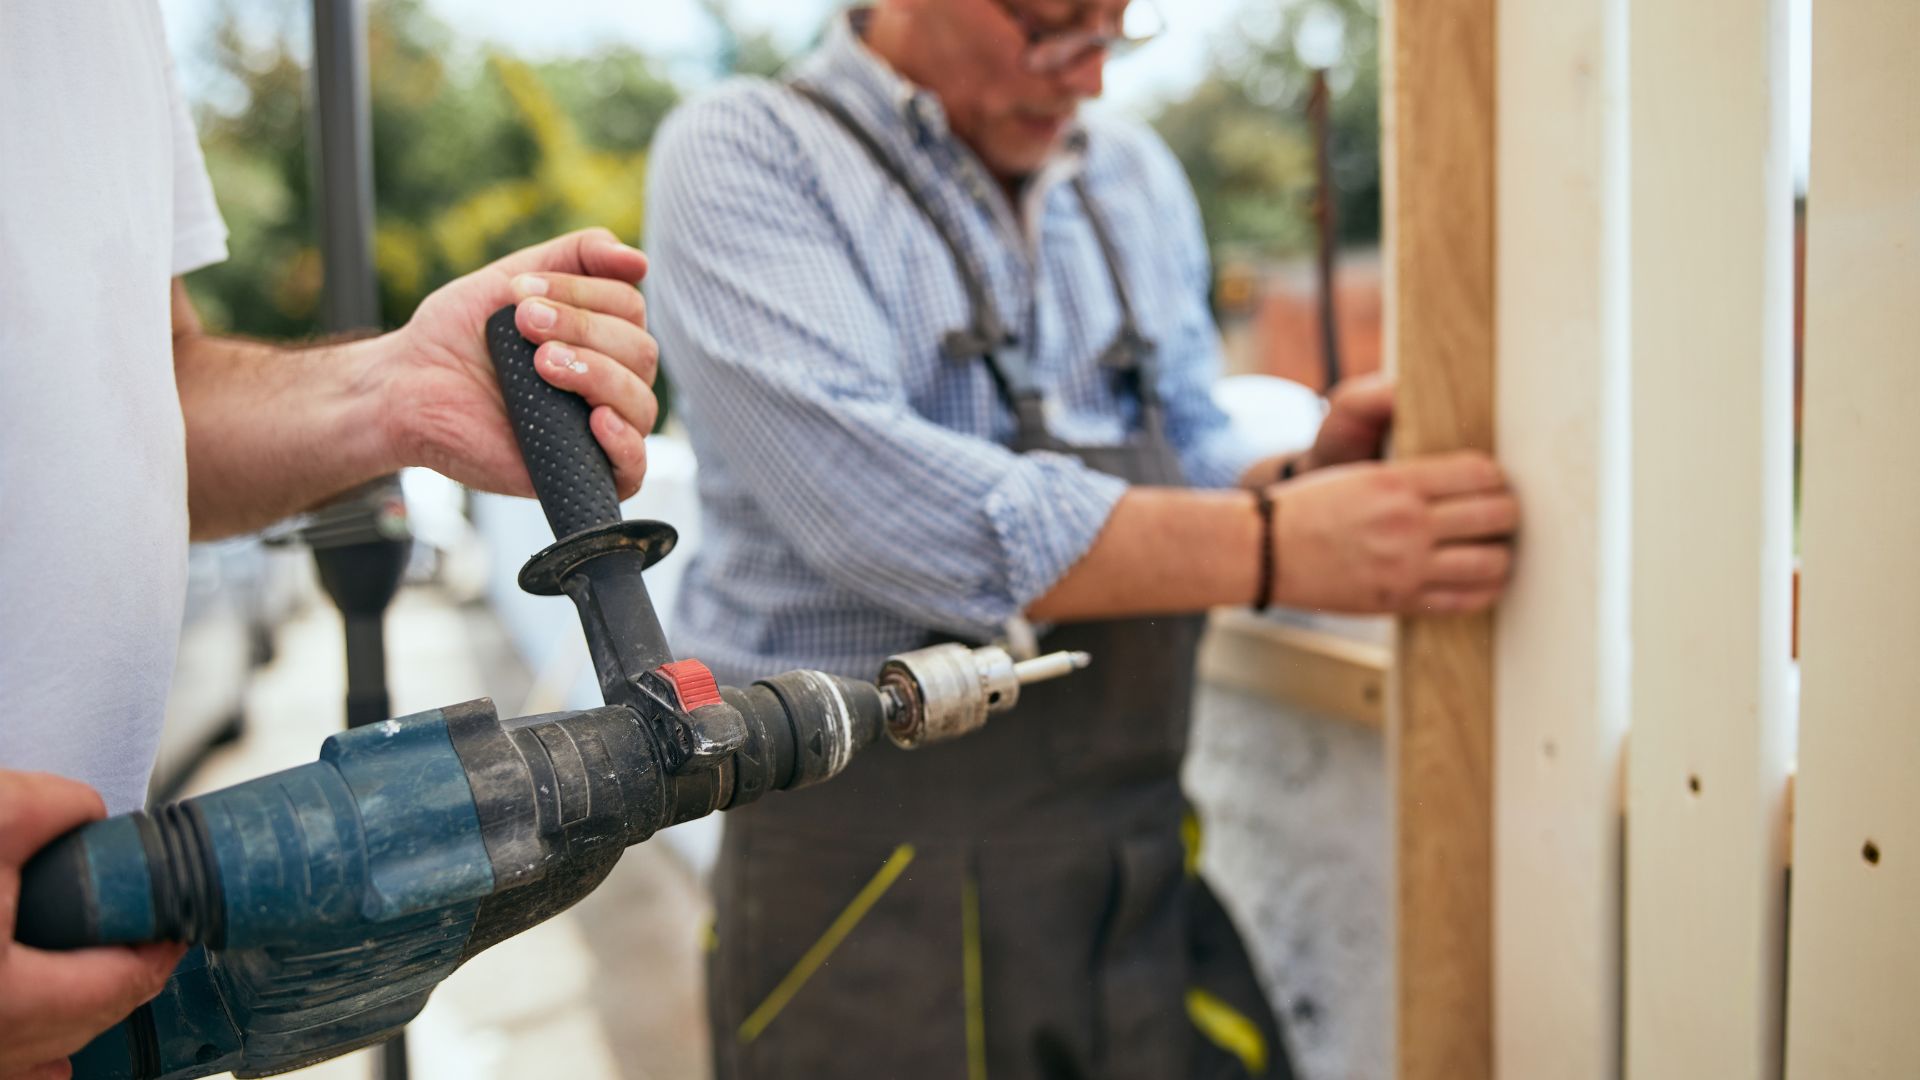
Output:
top-left (486, 305), bottom-right (623, 540)
top-left (16, 829), bottom-right (103, 948)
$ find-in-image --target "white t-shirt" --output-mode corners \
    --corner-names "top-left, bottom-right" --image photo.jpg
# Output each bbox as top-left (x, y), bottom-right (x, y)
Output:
top-left (0, 2), bottom-right (229, 812)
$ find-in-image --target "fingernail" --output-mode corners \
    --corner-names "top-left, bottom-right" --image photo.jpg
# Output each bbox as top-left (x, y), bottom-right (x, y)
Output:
top-left (522, 299), bottom-right (557, 331)
top-left (604, 411), bottom-right (628, 435)
top-left (543, 344), bottom-right (576, 373)
top-left (512, 274), bottom-right (549, 298)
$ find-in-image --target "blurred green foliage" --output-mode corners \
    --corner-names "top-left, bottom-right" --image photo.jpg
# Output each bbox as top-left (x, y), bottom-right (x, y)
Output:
top-left (179, 0), bottom-right (1376, 353)
top-left (183, 0), bottom-right (677, 341)
top-left (1149, 0), bottom-right (1380, 261)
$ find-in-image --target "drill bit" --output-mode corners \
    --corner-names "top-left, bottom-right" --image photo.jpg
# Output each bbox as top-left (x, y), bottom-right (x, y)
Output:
top-left (1012, 650), bottom-right (1093, 686)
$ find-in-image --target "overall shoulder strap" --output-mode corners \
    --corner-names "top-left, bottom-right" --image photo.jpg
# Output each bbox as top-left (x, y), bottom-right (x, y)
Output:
top-left (1070, 173), bottom-right (1164, 421)
top-left (785, 81), bottom-right (1043, 413)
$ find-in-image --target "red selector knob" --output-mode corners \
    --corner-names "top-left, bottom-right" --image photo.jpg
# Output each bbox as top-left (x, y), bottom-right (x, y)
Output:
top-left (656, 659), bottom-right (722, 711)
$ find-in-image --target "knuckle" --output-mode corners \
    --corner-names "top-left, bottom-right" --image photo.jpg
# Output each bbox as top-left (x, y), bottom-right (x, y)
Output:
top-left (1377, 472), bottom-right (1419, 506)
top-left (1388, 501), bottom-right (1431, 542)
top-left (616, 434), bottom-right (649, 475)
top-left (1375, 556), bottom-right (1421, 607)
top-left (126, 975), bottom-right (165, 1008)
top-left (1490, 546), bottom-right (1514, 577)
top-left (518, 301), bottom-right (559, 339)
top-left (1395, 562), bottom-right (1425, 597)
top-left (1462, 547), bottom-right (1496, 578)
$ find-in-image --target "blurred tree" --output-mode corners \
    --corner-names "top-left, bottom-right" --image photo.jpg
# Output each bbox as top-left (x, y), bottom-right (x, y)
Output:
top-left (181, 0), bottom-right (678, 351)
top-left (698, 0), bottom-right (802, 79)
top-left (1151, 0), bottom-right (1380, 262)
top-left (181, 4), bottom-right (319, 338)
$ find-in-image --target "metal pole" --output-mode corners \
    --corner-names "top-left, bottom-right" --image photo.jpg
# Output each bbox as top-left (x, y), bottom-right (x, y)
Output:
top-left (1307, 68), bottom-right (1343, 392)
top-left (309, 3), bottom-right (411, 1077)
top-left (312, 0), bottom-right (379, 330)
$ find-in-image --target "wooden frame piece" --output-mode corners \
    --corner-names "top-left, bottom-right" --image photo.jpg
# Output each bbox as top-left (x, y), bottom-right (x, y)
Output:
top-left (1491, 1), bottom-right (1631, 1076)
top-left (1623, 0), bottom-right (1796, 1075)
top-left (1784, 1), bottom-right (1920, 1072)
top-left (1197, 611), bottom-right (1387, 728)
top-left (1383, 0), bottom-right (1497, 1075)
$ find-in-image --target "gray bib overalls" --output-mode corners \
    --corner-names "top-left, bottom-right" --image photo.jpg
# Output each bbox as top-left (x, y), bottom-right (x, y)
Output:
top-left (706, 83), bottom-right (1296, 1080)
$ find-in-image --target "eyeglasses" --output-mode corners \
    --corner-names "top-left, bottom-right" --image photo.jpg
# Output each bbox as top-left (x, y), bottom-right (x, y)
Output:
top-left (989, 0), bottom-right (1165, 75)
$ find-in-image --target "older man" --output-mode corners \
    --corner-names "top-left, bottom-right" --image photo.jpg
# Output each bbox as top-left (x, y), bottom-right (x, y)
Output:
top-left (646, 2), bottom-right (1516, 1076)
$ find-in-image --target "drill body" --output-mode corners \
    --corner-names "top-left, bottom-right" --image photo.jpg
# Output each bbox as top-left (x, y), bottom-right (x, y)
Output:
top-left (16, 309), bottom-right (1087, 1079)
top-left (41, 670), bottom-right (887, 1079)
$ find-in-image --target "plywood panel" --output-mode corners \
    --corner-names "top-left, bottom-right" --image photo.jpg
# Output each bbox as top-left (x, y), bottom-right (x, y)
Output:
top-left (1623, 0), bottom-right (1796, 1076)
top-left (1492, 0), bottom-right (1630, 1076)
top-left (1784, 2), bottom-right (1920, 1074)
top-left (1382, 0), bottom-right (1496, 1075)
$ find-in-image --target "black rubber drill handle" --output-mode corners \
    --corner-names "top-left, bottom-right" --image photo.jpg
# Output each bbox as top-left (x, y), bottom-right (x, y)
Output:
top-left (486, 305), bottom-right (623, 540)
top-left (16, 828), bottom-right (105, 948)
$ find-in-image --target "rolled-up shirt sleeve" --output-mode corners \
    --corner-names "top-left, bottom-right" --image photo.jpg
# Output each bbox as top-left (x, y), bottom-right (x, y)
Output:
top-left (645, 93), bottom-right (1127, 640)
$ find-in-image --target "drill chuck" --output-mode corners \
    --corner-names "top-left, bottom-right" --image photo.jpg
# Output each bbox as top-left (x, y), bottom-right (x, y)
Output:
top-left (878, 643), bottom-right (1092, 748)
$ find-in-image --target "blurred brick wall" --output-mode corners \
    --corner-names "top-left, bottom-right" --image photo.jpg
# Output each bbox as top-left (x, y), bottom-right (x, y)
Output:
top-left (1221, 253), bottom-right (1384, 393)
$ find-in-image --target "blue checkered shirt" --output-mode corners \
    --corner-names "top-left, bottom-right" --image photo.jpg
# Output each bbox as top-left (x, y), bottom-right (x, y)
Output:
top-left (644, 13), bottom-right (1258, 686)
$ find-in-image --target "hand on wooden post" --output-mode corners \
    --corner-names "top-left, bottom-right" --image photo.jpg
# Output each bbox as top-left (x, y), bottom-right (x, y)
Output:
top-left (1301, 372), bottom-right (1395, 472)
top-left (1266, 449), bottom-right (1517, 615)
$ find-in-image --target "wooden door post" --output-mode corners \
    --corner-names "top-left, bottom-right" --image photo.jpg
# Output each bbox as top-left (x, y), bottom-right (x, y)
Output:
top-left (1384, 1), bottom-right (1497, 1076)
top-left (1492, 0), bottom-right (1631, 1076)
top-left (1785, 1), bottom-right (1920, 1073)
top-left (1623, 0), bottom-right (1796, 1075)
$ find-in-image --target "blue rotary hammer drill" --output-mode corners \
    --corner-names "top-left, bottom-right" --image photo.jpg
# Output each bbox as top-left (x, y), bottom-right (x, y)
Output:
top-left (14, 307), bottom-right (1089, 1079)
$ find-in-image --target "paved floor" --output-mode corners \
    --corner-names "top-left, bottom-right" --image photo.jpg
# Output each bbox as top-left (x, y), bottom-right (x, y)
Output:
top-left (1186, 683), bottom-right (1390, 1080)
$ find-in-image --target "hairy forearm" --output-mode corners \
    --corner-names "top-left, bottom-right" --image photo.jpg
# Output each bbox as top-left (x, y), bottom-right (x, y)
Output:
top-left (1027, 486), bottom-right (1263, 623)
top-left (174, 329), bottom-right (398, 540)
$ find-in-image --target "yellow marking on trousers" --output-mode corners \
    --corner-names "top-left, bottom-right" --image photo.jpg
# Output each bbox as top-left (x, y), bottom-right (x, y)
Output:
top-left (1185, 986), bottom-right (1269, 1075)
top-left (962, 872), bottom-right (988, 1080)
top-left (737, 843), bottom-right (917, 1044)
top-left (1182, 808), bottom-right (1204, 877)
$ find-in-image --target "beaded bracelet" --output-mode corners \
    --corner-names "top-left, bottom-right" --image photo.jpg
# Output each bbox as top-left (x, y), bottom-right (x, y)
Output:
top-left (1252, 487), bottom-right (1276, 612)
